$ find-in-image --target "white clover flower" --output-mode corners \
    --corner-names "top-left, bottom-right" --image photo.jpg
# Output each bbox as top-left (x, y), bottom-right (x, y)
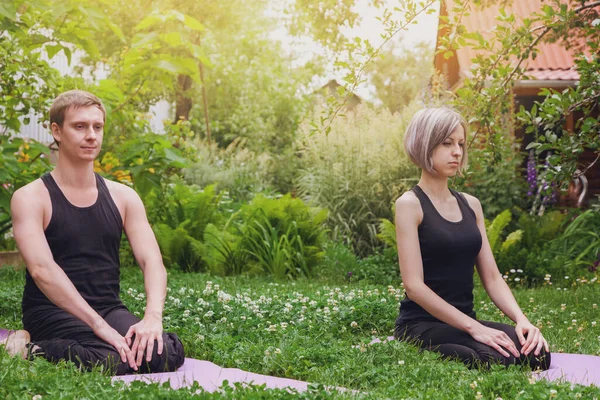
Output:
top-left (274, 348), bottom-right (281, 355)
top-left (179, 287), bottom-right (187, 295)
top-left (381, 298), bottom-right (387, 303)
top-left (510, 269), bottom-right (516, 273)
top-left (204, 310), bottom-right (214, 318)
top-left (173, 298), bottom-right (181, 306)
top-left (183, 309), bottom-right (190, 318)
top-left (188, 288), bottom-right (195, 295)
top-left (280, 322), bottom-right (288, 329)
top-left (217, 290), bottom-right (233, 304)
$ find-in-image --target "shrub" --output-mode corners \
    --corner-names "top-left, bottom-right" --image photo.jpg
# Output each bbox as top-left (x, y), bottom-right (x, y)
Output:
top-left (185, 138), bottom-right (271, 203)
top-left (204, 194), bottom-right (328, 279)
top-left (148, 183), bottom-right (224, 272)
top-left (296, 104), bottom-right (420, 256)
top-left (454, 133), bottom-right (528, 219)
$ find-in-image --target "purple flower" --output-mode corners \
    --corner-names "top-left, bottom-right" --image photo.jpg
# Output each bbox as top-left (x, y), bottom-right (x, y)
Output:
top-left (347, 271), bottom-right (353, 278)
top-left (527, 150), bottom-right (537, 197)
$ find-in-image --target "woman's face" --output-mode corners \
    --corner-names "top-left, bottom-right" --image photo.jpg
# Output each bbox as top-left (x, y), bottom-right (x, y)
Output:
top-left (431, 124), bottom-right (465, 177)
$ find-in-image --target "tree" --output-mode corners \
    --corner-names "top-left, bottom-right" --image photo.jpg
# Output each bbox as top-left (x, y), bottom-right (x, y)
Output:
top-left (365, 41), bottom-right (434, 113)
top-left (436, 0), bottom-right (599, 212)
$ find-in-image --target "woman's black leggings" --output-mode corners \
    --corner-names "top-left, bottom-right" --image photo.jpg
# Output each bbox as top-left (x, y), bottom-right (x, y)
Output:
top-left (395, 320), bottom-right (551, 370)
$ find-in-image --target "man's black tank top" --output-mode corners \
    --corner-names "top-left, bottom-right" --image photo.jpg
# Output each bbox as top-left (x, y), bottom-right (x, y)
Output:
top-left (396, 185), bottom-right (482, 326)
top-left (22, 172), bottom-right (124, 315)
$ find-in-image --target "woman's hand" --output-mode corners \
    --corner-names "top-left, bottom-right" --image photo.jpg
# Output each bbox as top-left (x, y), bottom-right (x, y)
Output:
top-left (469, 323), bottom-right (521, 358)
top-left (515, 319), bottom-right (549, 356)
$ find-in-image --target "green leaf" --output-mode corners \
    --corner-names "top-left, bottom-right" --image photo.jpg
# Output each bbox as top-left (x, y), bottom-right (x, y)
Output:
top-left (183, 14), bottom-right (205, 32)
top-left (152, 59), bottom-right (187, 75)
top-left (132, 32), bottom-right (159, 49)
top-left (164, 148), bottom-right (188, 167)
top-left (81, 39), bottom-right (100, 58)
top-left (525, 142), bottom-right (541, 150)
top-left (64, 47), bottom-right (72, 65)
top-left (135, 14), bottom-right (163, 31)
top-left (162, 32), bottom-right (184, 47)
top-left (0, 2), bottom-right (16, 21)
top-left (46, 44), bottom-right (63, 60)
top-left (107, 21), bottom-right (126, 43)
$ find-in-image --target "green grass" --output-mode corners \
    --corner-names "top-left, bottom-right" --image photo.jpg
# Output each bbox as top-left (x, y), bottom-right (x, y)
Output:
top-left (1, 266), bottom-right (599, 399)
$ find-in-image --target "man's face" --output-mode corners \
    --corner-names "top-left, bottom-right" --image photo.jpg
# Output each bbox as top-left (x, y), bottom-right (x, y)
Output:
top-left (51, 106), bottom-right (105, 162)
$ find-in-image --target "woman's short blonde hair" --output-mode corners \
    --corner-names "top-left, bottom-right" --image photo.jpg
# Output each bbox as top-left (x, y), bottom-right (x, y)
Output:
top-left (403, 107), bottom-right (469, 175)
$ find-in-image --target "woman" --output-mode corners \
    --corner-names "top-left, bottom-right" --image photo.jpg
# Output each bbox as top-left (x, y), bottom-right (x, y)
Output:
top-left (394, 107), bottom-right (550, 370)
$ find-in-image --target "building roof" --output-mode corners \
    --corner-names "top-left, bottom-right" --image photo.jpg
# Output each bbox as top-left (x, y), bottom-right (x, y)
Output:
top-left (437, 0), bottom-right (583, 86)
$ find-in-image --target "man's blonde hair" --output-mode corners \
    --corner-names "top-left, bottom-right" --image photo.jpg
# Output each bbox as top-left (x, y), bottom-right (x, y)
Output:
top-left (49, 90), bottom-right (106, 128)
top-left (403, 107), bottom-right (468, 175)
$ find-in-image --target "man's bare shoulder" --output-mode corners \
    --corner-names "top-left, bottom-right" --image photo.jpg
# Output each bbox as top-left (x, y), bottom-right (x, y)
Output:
top-left (11, 179), bottom-right (48, 208)
top-left (102, 178), bottom-right (139, 199)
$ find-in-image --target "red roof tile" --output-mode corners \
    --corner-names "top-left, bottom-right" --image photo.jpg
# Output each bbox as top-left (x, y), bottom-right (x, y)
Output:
top-left (441, 0), bottom-right (584, 81)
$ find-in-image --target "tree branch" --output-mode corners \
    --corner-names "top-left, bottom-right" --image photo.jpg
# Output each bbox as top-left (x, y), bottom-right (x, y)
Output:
top-left (112, 80), bottom-right (146, 114)
top-left (321, 0), bottom-right (438, 133)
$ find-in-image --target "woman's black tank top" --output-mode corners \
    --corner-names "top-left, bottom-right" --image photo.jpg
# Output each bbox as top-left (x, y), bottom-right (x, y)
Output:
top-left (22, 173), bottom-right (124, 315)
top-left (396, 185), bottom-right (482, 326)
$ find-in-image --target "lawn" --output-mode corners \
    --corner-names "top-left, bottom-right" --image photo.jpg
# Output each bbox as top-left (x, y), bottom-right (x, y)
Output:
top-left (1, 266), bottom-right (599, 399)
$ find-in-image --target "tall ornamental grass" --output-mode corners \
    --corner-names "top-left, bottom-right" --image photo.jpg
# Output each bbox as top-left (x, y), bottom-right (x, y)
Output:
top-left (296, 104), bottom-right (420, 255)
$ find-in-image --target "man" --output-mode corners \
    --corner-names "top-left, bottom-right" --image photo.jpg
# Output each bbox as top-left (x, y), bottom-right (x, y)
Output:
top-left (1, 90), bottom-right (185, 375)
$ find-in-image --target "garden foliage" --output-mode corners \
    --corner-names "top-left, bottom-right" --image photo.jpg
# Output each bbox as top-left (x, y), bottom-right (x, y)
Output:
top-left (296, 105), bottom-right (420, 256)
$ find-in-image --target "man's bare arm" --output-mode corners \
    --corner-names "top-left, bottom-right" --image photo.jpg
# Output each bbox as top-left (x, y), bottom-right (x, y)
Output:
top-left (119, 184), bottom-right (167, 366)
top-left (11, 184), bottom-right (137, 369)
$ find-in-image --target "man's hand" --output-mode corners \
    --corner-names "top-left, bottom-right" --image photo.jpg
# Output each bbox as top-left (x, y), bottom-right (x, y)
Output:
top-left (515, 319), bottom-right (549, 356)
top-left (124, 314), bottom-right (164, 367)
top-left (93, 322), bottom-right (137, 370)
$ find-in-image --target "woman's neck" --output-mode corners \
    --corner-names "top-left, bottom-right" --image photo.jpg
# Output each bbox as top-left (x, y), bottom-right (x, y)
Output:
top-left (417, 170), bottom-right (452, 201)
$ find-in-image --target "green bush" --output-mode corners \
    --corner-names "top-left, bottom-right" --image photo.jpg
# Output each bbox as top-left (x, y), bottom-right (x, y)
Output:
top-left (296, 104), bottom-right (420, 256)
top-left (205, 194), bottom-right (328, 279)
top-left (185, 138), bottom-right (272, 203)
top-left (148, 183), bottom-right (224, 272)
top-left (494, 209), bottom-right (599, 286)
top-left (454, 133), bottom-right (527, 219)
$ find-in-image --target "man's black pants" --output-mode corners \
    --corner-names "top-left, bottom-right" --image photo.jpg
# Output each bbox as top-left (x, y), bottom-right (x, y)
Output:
top-left (23, 306), bottom-right (185, 375)
top-left (395, 319), bottom-right (551, 370)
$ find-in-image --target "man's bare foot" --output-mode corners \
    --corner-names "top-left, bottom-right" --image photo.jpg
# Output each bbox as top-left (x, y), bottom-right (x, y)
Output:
top-left (0, 330), bottom-right (30, 359)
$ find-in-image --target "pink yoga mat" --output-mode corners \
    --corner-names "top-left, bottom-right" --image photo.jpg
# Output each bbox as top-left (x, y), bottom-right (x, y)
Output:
top-left (112, 358), bottom-right (311, 392)
top-left (369, 336), bottom-right (600, 387)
